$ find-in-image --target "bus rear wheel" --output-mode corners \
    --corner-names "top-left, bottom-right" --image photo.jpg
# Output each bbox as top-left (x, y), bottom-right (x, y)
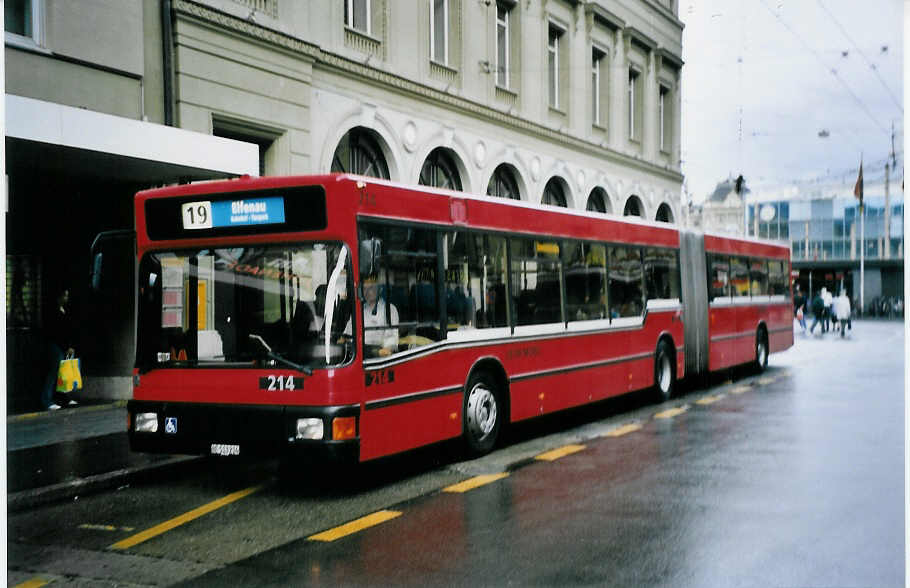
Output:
top-left (754, 328), bottom-right (769, 373)
top-left (463, 371), bottom-right (502, 457)
top-left (654, 340), bottom-right (675, 403)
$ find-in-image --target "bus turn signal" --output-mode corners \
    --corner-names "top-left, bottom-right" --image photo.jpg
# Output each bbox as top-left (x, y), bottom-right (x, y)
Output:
top-left (332, 417), bottom-right (357, 440)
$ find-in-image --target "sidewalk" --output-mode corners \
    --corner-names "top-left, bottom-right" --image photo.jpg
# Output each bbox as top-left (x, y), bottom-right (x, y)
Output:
top-left (7, 401), bottom-right (199, 511)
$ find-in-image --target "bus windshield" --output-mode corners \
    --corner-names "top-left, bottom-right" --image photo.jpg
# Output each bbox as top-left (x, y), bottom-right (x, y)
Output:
top-left (136, 242), bottom-right (353, 371)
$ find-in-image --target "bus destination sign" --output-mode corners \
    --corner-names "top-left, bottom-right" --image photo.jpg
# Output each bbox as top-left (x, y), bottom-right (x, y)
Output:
top-left (181, 196), bottom-right (286, 230)
top-left (146, 185), bottom-right (325, 240)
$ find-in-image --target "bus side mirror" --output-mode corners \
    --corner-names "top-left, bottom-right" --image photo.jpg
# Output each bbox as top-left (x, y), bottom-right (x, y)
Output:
top-left (359, 237), bottom-right (382, 277)
top-left (91, 252), bottom-right (104, 292)
top-left (90, 229), bottom-right (136, 294)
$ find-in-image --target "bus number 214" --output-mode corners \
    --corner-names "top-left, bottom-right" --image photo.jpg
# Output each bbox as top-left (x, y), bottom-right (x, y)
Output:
top-left (259, 375), bottom-right (299, 391)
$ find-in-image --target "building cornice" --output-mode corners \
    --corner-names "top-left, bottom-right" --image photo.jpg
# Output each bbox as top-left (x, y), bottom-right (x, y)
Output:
top-left (657, 47), bottom-right (684, 70)
top-left (624, 26), bottom-right (658, 52)
top-left (585, 4), bottom-right (624, 31)
top-left (173, 0), bottom-right (683, 183)
top-left (640, 0), bottom-right (685, 30)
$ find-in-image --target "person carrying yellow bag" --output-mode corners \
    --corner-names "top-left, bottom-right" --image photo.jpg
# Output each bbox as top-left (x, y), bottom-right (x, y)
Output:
top-left (43, 288), bottom-right (80, 410)
top-left (56, 352), bottom-right (83, 394)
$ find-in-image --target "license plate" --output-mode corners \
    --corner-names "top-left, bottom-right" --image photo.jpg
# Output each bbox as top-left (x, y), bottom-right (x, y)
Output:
top-left (210, 443), bottom-right (240, 456)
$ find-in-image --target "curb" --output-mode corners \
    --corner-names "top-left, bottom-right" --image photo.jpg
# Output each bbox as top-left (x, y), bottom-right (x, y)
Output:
top-left (8, 455), bottom-right (202, 512)
top-left (8, 400), bottom-right (129, 424)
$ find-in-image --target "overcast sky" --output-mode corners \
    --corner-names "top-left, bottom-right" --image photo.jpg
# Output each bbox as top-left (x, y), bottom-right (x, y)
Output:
top-left (680, 0), bottom-right (904, 202)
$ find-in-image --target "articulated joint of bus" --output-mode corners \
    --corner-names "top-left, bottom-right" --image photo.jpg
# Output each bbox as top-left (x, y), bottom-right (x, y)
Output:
top-left (127, 400), bottom-right (360, 463)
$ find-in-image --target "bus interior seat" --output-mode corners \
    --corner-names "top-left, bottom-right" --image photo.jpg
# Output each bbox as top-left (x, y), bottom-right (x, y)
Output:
top-left (410, 283), bottom-right (437, 319)
top-left (534, 279), bottom-right (562, 323)
top-left (516, 290), bottom-right (536, 325)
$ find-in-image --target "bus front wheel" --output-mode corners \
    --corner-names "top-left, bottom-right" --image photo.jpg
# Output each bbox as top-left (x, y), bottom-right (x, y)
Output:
top-left (463, 371), bottom-right (502, 457)
top-left (654, 340), bottom-right (675, 403)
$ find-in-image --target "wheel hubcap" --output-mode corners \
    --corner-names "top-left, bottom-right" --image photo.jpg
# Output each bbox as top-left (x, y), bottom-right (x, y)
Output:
top-left (659, 355), bottom-right (672, 392)
top-left (466, 384), bottom-right (497, 441)
top-left (758, 341), bottom-right (767, 364)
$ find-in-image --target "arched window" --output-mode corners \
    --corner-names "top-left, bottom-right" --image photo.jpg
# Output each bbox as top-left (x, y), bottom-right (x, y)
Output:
top-left (623, 195), bottom-right (644, 217)
top-left (586, 187), bottom-right (609, 213)
top-left (486, 164), bottom-right (521, 200)
top-left (656, 203), bottom-right (674, 223)
top-left (419, 148), bottom-right (463, 191)
top-left (331, 127), bottom-right (390, 179)
top-left (542, 177), bottom-right (568, 207)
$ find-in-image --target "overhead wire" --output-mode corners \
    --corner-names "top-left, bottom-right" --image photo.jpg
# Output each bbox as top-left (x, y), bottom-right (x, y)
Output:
top-left (757, 0), bottom-right (890, 137)
top-left (815, 0), bottom-right (902, 114)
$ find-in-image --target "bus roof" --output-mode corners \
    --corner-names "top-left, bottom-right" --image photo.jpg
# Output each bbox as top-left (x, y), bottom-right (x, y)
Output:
top-left (135, 174), bottom-right (789, 258)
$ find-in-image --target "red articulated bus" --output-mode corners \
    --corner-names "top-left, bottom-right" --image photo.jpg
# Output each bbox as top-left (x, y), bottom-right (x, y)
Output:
top-left (108, 174), bottom-right (792, 463)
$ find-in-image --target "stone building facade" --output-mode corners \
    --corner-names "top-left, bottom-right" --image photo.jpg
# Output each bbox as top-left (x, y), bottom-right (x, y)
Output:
top-left (5, 0), bottom-right (684, 407)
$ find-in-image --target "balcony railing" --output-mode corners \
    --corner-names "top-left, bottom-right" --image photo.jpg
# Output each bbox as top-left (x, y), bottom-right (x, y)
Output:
top-left (231, 0), bottom-right (277, 18)
top-left (345, 27), bottom-right (383, 60)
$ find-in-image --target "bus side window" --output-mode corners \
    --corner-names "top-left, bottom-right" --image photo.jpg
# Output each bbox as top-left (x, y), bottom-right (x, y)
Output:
top-left (360, 222), bottom-right (441, 357)
top-left (768, 260), bottom-right (786, 295)
top-left (443, 231), bottom-right (474, 331)
top-left (750, 259), bottom-right (769, 296)
top-left (510, 237), bottom-right (563, 326)
top-left (730, 256), bottom-right (749, 297)
top-left (708, 254), bottom-right (730, 302)
top-left (443, 231), bottom-right (509, 332)
top-left (563, 240), bottom-right (607, 321)
top-left (608, 246), bottom-right (644, 318)
top-left (644, 247), bottom-right (680, 302)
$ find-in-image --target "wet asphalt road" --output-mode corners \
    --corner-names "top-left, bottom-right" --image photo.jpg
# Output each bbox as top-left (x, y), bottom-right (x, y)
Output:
top-left (8, 320), bottom-right (905, 587)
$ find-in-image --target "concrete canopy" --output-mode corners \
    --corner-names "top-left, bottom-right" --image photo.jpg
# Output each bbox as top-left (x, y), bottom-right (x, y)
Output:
top-left (6, 95), bottom-right (258, 183)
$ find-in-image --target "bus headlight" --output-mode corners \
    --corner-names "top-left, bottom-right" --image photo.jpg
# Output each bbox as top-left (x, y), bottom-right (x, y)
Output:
top-left (135, 412), bottom-right (159, 433)
top-left (296, 418), bottom-right (324, 440)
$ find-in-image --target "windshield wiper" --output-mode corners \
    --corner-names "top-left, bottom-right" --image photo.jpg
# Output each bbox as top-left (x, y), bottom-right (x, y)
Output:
top-left (248, 334), bottom-right (313, 376)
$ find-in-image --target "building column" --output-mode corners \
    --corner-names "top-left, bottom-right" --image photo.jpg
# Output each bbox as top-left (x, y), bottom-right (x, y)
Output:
top-left (643, 49), bottom-right (657, 161)
top-left (569, 2), bottom-right (587, 134)
top-left (609, 30), bottom-right (627, 152)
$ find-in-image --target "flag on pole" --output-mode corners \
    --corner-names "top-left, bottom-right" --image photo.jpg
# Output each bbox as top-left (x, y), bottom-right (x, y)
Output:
top-left (853, 158), bottom-right (864, 207)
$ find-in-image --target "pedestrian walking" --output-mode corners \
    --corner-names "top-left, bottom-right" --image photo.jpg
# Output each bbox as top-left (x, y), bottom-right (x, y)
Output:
top-left (42, 288), bottom-right (79, 410)
top-left (809, 291), bottom-right (826, 336)
top-left (834, 290), bottom-right (852, 338)
top-left (822, 287), bottom-right (833, 333)
top-left (793, 286), bottom-right (807, 333)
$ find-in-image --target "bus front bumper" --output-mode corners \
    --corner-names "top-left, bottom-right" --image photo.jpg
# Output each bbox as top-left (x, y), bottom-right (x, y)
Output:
top-left (127, 400), bottom-right (360, 463)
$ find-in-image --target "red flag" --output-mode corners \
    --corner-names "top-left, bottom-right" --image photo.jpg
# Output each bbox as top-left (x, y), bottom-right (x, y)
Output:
top-left (853, 159), bottom-right (864, 206)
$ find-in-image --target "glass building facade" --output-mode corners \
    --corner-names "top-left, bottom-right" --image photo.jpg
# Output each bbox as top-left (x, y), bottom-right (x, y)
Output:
top-left (744, 186), bottom-right (904, 313)
top-left (746, 196), bottom-right (904, 262)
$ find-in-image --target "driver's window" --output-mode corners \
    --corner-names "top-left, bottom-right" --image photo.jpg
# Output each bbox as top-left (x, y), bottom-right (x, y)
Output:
top-left (359, 223), bottom-right (441, 358)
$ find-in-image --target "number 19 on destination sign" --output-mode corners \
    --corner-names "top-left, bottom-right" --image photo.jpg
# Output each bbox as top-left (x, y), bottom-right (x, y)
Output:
top-left (181, 201), bottom-right (213, 230)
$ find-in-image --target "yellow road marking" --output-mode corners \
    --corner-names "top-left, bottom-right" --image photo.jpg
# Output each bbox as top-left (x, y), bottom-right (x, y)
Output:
top-left (80, 524), bottom-right (135, 532)
top-left (604, 423), bottom-right (643, 437)
top-left (535, 444), bottom-right (586, 461)
top-left (443, 473), bottom-right (509, 493)
top-left (109, 485), bottom-right (263, 550)
top-left (757, 377), bottom-right (776, 385)
top-left (308, 510), bottom-right (402, 542)
top-left (654, 406), bottom-right (689, 419)
top-left (696, 395), bottom-right (724, 406)
top-left (14, 578), bottom-right (50, 588)
top-left (730, 385), bottom-right (752, 395)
